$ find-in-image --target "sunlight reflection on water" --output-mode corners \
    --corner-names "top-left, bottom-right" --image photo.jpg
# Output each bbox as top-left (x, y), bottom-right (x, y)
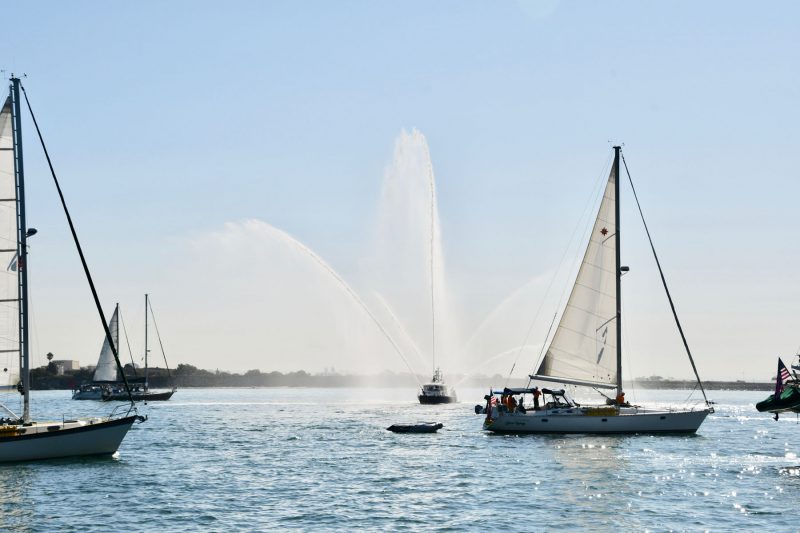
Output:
top-left (0, 388), bottom-right (796, 531)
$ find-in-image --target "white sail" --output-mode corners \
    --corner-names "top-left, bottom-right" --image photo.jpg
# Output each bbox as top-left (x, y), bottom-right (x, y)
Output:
top-left (0, 98), bottom-right (20, 391)
top-left (535, 167), bottom-right (618, 388)
top-left (92, 306), bottom-right (120, 382)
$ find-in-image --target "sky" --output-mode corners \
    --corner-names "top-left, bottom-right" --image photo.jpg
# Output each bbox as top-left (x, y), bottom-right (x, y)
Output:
top-left (0, 1), bottom-right (797, 382)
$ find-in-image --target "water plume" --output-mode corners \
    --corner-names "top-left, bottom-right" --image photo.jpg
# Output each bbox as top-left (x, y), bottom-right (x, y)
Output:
top-left (370, 129), bottom-right (459, 377)
top-left (259, 222), bottom-right (421, 384)
top-left (372, 291), bottom-right (429, 372)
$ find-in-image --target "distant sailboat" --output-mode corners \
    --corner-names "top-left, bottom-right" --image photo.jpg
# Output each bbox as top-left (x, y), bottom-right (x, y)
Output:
top-left (0, 76), bottom-right (144, 462)
top-left (72, 304), bottom-right (125, 400)
top-left (102, 294), bottom-right (176, 402)
top-left (482, 147), bottom-right (712, 434)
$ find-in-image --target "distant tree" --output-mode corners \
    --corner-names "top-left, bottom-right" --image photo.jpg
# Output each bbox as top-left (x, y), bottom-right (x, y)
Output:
top-left (175, 364), bottom-right (198, 376)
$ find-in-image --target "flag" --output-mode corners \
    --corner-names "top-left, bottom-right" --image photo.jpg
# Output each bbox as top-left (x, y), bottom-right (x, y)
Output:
top-left (485, 393), bottom-right (498, 421)
top-left (774, 358), bottom-right (791, 398)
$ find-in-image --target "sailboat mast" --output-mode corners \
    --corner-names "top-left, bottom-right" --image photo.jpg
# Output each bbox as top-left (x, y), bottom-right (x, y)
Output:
top-left (144, 293), bottom-right (148, 389)
top-left (10, 77), bottom-right (31, 422)
top-left (613, 146), bottom-right (623, 396)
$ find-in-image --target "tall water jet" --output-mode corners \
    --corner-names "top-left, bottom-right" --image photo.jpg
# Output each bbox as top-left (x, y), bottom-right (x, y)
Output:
top-left (369, 129), bottom-right (460, 378)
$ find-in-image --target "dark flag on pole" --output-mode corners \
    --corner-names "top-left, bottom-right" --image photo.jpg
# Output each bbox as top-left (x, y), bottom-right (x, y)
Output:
top-left (774, 358), bottom-right (792, 398)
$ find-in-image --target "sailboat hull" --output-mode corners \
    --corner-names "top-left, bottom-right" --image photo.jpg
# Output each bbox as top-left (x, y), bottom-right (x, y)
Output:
top-left (103, 389), bottom-right (176, 402)
top-left (484, 407), bottom-right (710, 434)
top-left (0, 415), bottom-right (142, 462)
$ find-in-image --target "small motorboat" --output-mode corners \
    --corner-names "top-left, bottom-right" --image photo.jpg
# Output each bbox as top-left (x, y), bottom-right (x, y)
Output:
top-left (756, 384), bottom-right (800, 414)
top-left (756, 356), bottom-right (800, 419)
top-left (418, 368), bottom-right (457, 404)
top-left (386, 423), bottom-right (443, 434)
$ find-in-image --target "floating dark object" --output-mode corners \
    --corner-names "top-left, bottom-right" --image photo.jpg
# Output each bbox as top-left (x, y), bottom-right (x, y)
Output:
top-left (387, 423), bottom-right (443, 434)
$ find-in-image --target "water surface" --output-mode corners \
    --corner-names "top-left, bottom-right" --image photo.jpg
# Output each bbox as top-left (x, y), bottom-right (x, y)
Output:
top-left (0, 388), bottom-right (796, 531)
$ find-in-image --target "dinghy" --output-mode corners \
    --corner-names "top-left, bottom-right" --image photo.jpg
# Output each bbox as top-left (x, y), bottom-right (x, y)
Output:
top-left (387, 423), bottom-right (443, 433)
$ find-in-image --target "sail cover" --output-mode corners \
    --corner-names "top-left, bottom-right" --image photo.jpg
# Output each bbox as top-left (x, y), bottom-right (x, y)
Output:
top-left (92, 306), bottom-right (120, 382)
top-left (0, 98), bottom-right (20, 392)
top-left (535, 167), bottom-right (618, 388)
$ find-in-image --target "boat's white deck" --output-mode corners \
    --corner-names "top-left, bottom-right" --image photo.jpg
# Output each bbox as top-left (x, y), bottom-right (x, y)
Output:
top-left (0, 418), bottom-right (108, 438)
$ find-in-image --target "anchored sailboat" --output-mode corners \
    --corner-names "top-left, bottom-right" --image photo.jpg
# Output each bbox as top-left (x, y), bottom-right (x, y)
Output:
top-left (72, 304), bottom-right (125, 400)
top-left (482, 147), bottom-right (712, 434)
top-left (102, 294), bottom-right (176, 402)
top-left (0, 76), bottom-right (144, 462)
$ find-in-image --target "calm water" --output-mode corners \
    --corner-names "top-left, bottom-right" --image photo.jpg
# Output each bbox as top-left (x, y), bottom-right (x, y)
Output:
top-left (0, 387), bottom-right (797, 531)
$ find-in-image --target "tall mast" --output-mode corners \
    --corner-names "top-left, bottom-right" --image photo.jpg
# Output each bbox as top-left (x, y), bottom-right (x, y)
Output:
top-left (114, 302), bottom-right (119, 379)
top-left (613, 146), bottom-right (623, 396)
top-left (144, 293), bottom-right (149, 389)
top-left (10, 77), bottom-right (31, 422)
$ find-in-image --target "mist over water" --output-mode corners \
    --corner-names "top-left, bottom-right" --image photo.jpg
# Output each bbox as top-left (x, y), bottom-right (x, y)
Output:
top-left (368, 129), bottom-right (461, 378)
top-left (173, 128), bottom-right (552, 379)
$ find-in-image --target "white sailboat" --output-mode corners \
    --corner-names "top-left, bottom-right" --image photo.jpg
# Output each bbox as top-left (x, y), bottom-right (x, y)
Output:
top-left (0, 76), bottom-right (144, 462)
top-left (72, 304), bottom-right (123, 400)
top-left (482, 146), bottom-right (712, 434)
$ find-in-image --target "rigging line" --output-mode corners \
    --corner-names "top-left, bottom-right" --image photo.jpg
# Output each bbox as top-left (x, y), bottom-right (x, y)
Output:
top-left (518, 154), bottom-right (613, 385)
top-left (20, 84), bottom-right (136, 409)
top-left (620, 152), bottom-right (710, 407)
top-left (118, 306), bottom-right (138, 375)
top-left (146, 297), bottom-right (171, 377)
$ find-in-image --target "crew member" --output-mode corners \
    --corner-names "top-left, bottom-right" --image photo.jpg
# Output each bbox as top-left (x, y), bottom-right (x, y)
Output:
top-left (616, 391), bottom-right (628, 406)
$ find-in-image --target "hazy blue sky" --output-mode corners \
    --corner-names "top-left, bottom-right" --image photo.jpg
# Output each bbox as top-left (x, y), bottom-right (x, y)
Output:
top-left (1, 1), bottom-right (797, 381)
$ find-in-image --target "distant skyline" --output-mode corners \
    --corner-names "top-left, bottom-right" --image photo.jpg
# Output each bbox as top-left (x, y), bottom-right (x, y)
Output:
top-left (0, 1), bottom-right (797, 382)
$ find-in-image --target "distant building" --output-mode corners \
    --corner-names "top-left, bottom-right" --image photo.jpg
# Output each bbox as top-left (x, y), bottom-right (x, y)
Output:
top-left (52, 360), bottom-right (80, 372)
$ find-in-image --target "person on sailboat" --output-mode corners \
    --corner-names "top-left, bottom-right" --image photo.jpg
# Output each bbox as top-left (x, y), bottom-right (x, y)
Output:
top-left (533, 387), bottom-right (541, 410)
top-left (615, 392), bottom-right (630, 407)
top-left (508, 395), bottom-right (518, 412)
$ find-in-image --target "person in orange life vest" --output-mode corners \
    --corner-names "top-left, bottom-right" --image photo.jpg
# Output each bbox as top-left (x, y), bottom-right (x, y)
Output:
top-left (508, 395), bottom-right (518, 411)
top-left (616, 392), bottom-right (629, 407)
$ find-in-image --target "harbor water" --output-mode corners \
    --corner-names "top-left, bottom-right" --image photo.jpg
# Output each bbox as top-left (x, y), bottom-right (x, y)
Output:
top-left (0, 388), bottom-right (797, 531)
